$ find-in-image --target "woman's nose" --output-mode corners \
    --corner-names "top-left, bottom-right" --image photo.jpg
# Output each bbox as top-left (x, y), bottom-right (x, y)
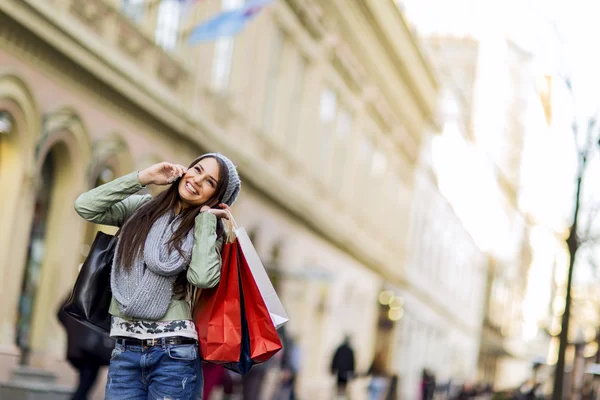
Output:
top-left (193, 174), bottom-right (205, 185)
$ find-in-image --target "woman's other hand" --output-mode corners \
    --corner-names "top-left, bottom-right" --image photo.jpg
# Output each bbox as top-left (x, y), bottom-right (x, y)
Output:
top-left (138, 162), bottom-right (187, 186)
top-left (200, 203), bottom-right (232, 220)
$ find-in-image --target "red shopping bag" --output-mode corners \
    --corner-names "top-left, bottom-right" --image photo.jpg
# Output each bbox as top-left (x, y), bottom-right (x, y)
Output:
top-left (194, 218), bottom-right (283, 372)
top-left (193, 240), bottom-right (242, 363)
top-left (237, 245), bottom-right (282, 362)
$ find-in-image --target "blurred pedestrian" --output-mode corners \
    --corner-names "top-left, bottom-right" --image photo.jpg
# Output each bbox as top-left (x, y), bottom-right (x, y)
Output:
top-left (242, 363), bottom-right (269, 400)
top-left (330, 335), bottom-right (356, 398)
top-left (276, 331), bottom-right (302, 400)
top-left (203, 363), bottom-right (233, 400)
top-left (57, 297), bottom-right (113, 400)
top-left (514, 380), bottom-right (540, 400)
top-left (385, 375), bottom-right (399, 400)
top-left (421, 369), bottom-right (436, 400)
top-left (366, 351), bottom-right (389, 400)
top-left (455, 382), bottom-right (478, 400)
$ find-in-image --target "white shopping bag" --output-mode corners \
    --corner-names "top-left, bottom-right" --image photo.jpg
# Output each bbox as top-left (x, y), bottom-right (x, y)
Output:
top-left (226, 212), bottom-right (290, 329)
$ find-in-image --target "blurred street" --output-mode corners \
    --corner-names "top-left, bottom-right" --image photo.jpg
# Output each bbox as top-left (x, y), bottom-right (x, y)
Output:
top-left (1, 0), bottom-right (600, 399)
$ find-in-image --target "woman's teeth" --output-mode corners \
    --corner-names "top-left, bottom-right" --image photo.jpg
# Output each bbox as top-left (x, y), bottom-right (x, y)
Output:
top-left (186, 182), bottom-right (198, 195)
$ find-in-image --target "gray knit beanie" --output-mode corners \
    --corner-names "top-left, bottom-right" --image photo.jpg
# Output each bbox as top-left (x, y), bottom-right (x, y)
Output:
top-left (204, 152), bottom-right (241, 206)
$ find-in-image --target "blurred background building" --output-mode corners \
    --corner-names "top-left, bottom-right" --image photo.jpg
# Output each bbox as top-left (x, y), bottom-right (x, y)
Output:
top-left (400, 0), bottom-right (559, 393)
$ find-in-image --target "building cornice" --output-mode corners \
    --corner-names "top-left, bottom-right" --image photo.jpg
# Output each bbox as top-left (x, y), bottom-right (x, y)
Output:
top-left (321, 0), bottom-right (440, 148)
top-left (361, 0), bottom-right (439, 104)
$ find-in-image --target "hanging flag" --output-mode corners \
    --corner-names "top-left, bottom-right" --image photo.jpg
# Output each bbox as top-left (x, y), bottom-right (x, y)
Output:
top-left (187, 0), bottom-right (275, 43)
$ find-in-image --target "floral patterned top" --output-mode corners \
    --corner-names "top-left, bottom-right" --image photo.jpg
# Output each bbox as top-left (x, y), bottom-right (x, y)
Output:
top-left (110, 316), bottom-right (198, 340)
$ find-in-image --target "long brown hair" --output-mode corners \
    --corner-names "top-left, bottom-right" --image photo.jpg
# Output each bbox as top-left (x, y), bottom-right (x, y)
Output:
top-left (117, 155), bottom-right (229, 271)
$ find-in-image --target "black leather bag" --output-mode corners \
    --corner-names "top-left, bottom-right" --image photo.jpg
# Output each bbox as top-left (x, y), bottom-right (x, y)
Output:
top-left (58, 298), bottom-right (115, 366)
top-left (63, 231), bottom-right (116, 333)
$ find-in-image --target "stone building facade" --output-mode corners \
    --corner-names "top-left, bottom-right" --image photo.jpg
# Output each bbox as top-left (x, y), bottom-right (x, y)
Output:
top-left (424, 35), bottom-right (551, 390)
top-left (396, 147), bottom-right (488, 399)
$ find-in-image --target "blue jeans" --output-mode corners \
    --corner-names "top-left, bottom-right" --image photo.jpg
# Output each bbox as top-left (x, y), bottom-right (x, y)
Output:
top-left (105, 341), bottom-right (203, 400)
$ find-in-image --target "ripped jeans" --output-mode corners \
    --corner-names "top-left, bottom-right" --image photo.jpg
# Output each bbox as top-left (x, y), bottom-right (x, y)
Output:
top-left (105, 341), bottom-right (203, 400)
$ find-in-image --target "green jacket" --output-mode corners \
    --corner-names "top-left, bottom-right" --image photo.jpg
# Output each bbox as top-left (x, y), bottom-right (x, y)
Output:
top-left (74, 171), bottom-right (223, 321)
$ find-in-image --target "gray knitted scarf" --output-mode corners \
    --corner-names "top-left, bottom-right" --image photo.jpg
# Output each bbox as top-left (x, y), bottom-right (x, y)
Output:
top-left (111, 210), bottom-right (194, 320)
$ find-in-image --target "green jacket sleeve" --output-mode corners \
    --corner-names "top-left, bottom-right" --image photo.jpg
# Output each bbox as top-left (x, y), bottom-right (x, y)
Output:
top-left (74, 171), bottom-right (152, 227)
top-left (187, 212), bottom-right (224, 289)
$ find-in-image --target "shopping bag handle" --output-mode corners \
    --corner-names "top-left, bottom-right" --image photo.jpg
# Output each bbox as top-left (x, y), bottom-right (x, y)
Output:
top-left (223, 209), bottom-right (239, 243)
top-left (225, 209), bottom-right (238, 230)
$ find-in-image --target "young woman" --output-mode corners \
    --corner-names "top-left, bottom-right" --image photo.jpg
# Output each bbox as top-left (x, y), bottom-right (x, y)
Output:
top-left (74, 153), bottom-right (241, 400)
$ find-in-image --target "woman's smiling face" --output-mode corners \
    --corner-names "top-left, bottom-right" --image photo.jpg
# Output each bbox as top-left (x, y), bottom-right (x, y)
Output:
top-left (178, 157), bottom-right (220, 208)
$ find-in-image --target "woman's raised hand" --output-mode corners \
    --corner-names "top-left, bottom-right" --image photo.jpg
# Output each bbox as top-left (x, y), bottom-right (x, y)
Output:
top-left (138, 162), bottom-right (187, 186)
top-left (200, 203), bottom-right (232, 220)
